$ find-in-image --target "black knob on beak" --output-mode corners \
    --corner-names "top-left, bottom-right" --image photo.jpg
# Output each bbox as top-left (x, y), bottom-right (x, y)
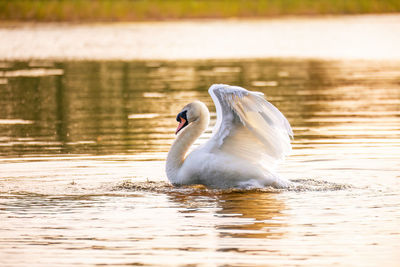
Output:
top-left (176, 110), bottom-right (187, 122)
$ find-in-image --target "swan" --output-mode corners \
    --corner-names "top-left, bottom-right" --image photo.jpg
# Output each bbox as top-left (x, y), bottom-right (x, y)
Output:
top-left (166, 84), bottom-right (293, 189)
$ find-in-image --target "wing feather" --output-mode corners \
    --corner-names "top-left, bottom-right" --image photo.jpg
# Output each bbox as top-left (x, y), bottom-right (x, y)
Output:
top-left (207, 84), bottom-right (293, 168)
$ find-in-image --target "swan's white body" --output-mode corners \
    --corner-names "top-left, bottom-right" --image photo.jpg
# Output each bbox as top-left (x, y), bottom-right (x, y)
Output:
top-left (166, 84), bottom-right (293, 189)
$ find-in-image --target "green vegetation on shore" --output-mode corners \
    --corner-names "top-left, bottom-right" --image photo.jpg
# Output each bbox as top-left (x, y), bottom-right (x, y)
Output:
top-left (1, 0), bottom-right (400, 22)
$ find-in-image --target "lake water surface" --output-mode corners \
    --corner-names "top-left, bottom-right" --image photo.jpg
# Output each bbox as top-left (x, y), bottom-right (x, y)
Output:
top-left (1, 58), bottom-right (399, 266)
top-left (1, 17), bottom-right (400, 267)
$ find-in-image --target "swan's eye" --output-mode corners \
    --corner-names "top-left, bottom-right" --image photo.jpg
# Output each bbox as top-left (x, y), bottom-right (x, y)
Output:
top-left (176, 110), bottom-right (187, 122)
top-left (175, 110), bottom-right (189, 134)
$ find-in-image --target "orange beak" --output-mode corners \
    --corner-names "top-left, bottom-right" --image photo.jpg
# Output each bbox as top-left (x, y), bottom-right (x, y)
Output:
top-left (175, 117), bottom-right (187, 134)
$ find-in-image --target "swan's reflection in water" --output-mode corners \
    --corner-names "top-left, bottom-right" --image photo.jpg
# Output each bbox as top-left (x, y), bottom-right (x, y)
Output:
top-left (215, 192), bottom-right (286, 239)
top-left (167, 187), bottom-right (286, 241)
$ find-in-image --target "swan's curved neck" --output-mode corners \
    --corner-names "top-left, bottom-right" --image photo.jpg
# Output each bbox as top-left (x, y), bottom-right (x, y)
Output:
top-left (166, 107), bottom-right (209, 184)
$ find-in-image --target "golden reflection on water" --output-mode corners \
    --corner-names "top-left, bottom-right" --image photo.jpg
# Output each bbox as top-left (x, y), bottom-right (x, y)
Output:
top-left (1, 59), bottom-right (399, 158)
top-left (215, 192), bottom-right (286, 239)
top-left (0, 59), bottom-right (400, 266)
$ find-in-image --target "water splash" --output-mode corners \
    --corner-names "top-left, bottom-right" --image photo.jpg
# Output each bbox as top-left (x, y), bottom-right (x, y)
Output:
top-left (112, 178), bottom-right (352, 195)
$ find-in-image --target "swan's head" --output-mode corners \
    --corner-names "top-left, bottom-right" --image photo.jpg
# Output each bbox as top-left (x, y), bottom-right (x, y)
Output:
top-left (175, 101), bottom-right (208, 134)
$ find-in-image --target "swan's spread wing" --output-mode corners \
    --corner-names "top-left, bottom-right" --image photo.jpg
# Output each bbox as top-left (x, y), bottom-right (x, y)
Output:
top-left (208, 84), bottom-right (293, 166)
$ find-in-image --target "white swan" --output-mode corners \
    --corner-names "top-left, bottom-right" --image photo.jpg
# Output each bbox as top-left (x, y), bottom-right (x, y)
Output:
top-left (166, 84), bottom-right (293, 189)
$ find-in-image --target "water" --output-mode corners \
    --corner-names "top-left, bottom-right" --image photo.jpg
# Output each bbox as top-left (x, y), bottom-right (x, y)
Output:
top-left (1, 15), bottom-right (400, 266)
top-left (2, 15), bottom-right (400, 61)
top-left (1, 58), bottom-right (399, 266)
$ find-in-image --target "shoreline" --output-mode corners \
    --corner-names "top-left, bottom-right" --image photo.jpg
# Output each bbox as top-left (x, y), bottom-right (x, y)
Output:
top-left (2, 0), bottom-right (400, 22)
top-left (0, 13), bottom-right (398, 26)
